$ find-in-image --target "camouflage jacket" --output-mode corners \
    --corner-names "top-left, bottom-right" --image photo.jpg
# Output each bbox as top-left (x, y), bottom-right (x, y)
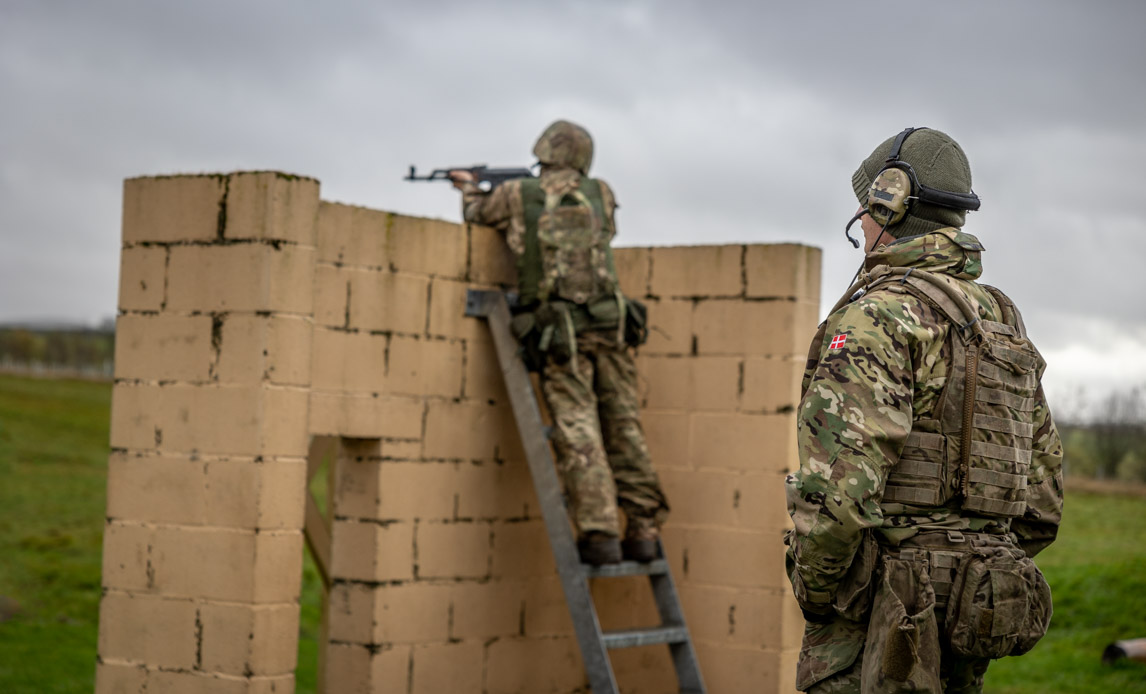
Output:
top-left (784, 229), bottom-right (1064, 687)
top-left (459, 167), bottom-right (618, 257)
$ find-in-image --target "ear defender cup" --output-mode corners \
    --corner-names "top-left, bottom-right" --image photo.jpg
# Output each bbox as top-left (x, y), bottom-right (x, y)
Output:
top-left (867, 167), bottom-right (914, 227)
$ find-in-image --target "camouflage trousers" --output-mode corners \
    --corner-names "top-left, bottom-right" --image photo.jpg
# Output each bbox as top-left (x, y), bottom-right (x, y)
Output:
top-left (807, 643), bottom-right (989, 694)
top-left (540, 332), bottom-right (669, 537)
top-left (805, 556), bottom-right (990, 694)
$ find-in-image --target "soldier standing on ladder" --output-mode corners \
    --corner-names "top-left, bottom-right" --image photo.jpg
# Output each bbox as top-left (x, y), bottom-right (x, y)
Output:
top-left (448, 120), bottom-right (670, 566)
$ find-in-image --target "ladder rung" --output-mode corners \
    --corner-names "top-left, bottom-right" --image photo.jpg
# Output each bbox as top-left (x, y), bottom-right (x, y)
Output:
top-left (583, 558), bottom-right (669, 578)
top-left (602, 625), bottom-right (689, 649)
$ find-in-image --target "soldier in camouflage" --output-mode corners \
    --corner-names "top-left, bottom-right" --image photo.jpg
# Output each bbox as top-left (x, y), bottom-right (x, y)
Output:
top-left (450, 120), bottom-right (669, 565)
top-left (785, 128), bottom-right (1064, 693)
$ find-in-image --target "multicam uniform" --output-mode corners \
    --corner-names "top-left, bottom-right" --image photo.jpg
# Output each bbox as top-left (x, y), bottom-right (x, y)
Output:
top-left (785, 229), bottom-right (1064, 693)
top-left (459, 167), bottom-right (669, 537)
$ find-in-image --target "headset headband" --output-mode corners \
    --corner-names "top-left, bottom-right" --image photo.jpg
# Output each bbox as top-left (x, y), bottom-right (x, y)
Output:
top-left (883, 127), bottom-right (981, 212)
top-left (886, 127), bottom-right (918, 163)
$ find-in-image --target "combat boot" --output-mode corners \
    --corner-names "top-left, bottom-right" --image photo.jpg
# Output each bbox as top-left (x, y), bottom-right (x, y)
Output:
top-left (622, 523), bottom-right (660, 563)
top-left (578, 531), bottom-right (622, 566)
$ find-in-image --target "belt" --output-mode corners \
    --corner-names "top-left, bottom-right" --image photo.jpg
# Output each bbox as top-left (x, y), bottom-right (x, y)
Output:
top-left (879, 531), bottom-right (1014, 609)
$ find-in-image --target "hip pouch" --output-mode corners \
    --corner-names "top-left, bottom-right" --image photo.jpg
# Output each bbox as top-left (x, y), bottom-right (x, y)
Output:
top-left (509, 312), bottom-right (544, 373)
top-left (586, 293), bottom-right (621, 328)
top-left (861, 558), bottom-right (943, 694)
top-left (946, 547), bottom-right (1052, 659)
top-left (623, 298), bottom-right (649, 347)
top-left (532, 303), bottom-right (576, 365)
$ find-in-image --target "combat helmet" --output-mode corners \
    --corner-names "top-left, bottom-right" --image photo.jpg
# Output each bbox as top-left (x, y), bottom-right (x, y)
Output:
top-left (533, 120), bottom-right (594, 175)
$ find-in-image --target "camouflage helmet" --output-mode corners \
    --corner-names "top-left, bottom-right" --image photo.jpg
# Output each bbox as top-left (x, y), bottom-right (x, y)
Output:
top-left (533, 120), bottom-right (594, 174)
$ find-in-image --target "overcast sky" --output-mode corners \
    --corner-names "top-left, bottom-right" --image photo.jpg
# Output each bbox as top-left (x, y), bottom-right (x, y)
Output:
top-left (2, 0), bottom-right (1144, 407)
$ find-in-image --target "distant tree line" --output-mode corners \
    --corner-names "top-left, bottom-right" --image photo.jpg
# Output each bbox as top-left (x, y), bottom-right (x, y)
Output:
top-left (0, 327), bottom-right (114, 378)
top-left (1057, 386), bottom-right (1146, 483)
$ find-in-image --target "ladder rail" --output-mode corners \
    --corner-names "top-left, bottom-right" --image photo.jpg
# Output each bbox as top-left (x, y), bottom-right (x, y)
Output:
top-left (650, 555), bottom-right (706, 692)
top-left (467, 290), bottom-right (618, 694)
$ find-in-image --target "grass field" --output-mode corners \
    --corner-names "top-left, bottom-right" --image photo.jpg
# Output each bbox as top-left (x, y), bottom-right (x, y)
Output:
top-left (1, 373), bottom-right (1144, 693)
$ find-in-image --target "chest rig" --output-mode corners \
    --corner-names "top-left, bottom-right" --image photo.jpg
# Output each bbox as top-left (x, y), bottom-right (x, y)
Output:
top-left (865, 266), bottom-right (1043, 519)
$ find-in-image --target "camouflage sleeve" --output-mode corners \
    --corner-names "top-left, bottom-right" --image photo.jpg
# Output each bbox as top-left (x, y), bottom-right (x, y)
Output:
top-left (460, 180), bottom-right (517, 228)
top-left (785, 294), bottom-right (917, 610)
top-left (1010, 385), bottom-right (1064, 557)
top-left (461, 179), bottom-right (525, 256)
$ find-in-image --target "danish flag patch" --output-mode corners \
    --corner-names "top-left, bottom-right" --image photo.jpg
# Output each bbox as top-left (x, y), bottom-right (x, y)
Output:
top-left (829, 334), bottom-right (847, 349)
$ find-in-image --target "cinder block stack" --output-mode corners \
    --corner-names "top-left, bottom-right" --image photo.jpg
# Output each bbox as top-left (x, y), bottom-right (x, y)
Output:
top-left (99, 172), bottom-right (319, 693)
top-left (100, 170), bottom-right (820, 694)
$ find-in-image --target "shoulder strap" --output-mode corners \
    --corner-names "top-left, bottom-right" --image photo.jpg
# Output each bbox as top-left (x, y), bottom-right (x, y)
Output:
top-left (980, 284), bottom-right (1028, 338)
top-left (520, 177), bottom-right (544, 230)
top-left (866, 267), bottom-right (983, 342)
top-left (865, 267), bottom-right (986, 499)
top-left (582, 178), bottom-right (612, 234)
top-left (516, 178), bottom-right (546, 305)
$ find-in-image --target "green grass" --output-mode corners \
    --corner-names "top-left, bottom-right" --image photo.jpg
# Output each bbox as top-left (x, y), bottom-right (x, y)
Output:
top-left (0, 375), bottom-right (109, 692)
top-left (0, 373), bottom-right (1143, 692)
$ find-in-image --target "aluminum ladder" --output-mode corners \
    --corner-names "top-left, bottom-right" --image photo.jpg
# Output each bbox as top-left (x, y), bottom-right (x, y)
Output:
top-left (465, 289), bottom-right (706, 694)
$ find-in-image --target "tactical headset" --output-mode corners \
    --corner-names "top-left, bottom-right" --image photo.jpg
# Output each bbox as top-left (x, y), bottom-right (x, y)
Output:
top-left (866, 127), bottom-right (982, 227)
top-left (845, 127), bottom-right (983, 249)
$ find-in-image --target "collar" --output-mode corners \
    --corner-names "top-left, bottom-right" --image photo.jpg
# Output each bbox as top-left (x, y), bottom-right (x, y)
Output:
top-left (864, 228), bottom-right (984, 280)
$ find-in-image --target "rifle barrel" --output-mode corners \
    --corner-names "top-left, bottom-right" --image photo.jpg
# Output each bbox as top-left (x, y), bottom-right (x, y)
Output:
top-left (403, 165), bottom-right (535, 184)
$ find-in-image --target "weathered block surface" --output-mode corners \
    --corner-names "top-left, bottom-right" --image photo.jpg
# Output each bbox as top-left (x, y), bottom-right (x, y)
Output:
top-left (225, 172), bottom-right (319, 244)
top-left (122, 175), bottom-right (224, 243)
top-left (117, 246), bottom-right (167, 311)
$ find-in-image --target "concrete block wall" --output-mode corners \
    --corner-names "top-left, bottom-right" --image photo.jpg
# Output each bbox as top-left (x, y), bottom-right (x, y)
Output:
top-left (99, 171), bottom-right (821, 694)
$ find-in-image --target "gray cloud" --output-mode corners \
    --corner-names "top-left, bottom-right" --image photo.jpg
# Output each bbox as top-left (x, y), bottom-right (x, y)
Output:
top-left (1, 0), bottom-right (1143, 399)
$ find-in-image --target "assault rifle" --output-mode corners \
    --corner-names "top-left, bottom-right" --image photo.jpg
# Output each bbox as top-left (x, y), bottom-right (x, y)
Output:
top-left (404, 164), bottom-right (535, 189)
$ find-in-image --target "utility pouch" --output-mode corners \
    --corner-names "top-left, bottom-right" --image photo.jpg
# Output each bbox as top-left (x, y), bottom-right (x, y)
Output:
top-left (534, 303), bottom-right (575, 365)
top-left (509, 312), bottom-right (543, 373)
top-left (946, 547), bottom-right (1052, 658)
top-left (623, 298), bottom-right (649, 347)
top-left (835, 530), bottom-right (879, 622)
top-left (586, 294), bottom-right (621, 327)
top-left (510, 312), bottom-right (536, 341)
top-left (861, 558), bottom-right (943, 694)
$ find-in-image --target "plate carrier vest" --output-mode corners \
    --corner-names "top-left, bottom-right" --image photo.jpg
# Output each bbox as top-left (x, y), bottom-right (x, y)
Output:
top-left (855, 266), bottom-right (1044, 519)
top-left (517, 176), bottom-right (620, 308)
